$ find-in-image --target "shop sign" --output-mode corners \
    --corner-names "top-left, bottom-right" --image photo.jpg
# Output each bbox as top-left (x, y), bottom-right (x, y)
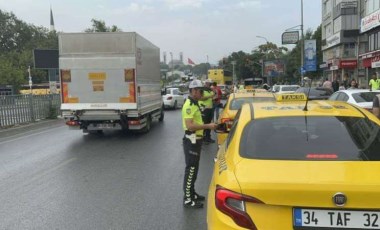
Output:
top-left (341, 1), bottom-right (357, 9)
top-left (339, 60), bottom-right (357, 69)
top-left (320, 62), bottom-right (328, 69)
top-left (361, 8), bottom-right (380, 33)
top-left (372, 56), bottom-right (380, 68)
top-left (324, 33), bottom-right (341, 50)
top-left (330, 65), bottom-right (339, 70)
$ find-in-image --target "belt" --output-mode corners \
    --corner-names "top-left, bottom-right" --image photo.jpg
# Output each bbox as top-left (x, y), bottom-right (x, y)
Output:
top-left (185, 134), bottom-right (203, 140)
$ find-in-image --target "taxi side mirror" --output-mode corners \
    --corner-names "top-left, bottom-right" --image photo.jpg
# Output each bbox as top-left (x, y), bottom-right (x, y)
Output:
top-left (215, 123), bottom-right (229, 133)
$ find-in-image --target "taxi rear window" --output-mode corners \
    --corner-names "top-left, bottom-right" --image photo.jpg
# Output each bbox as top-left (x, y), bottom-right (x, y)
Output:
top-left (229, 97), bottom-right (274, 110)
top-left (240, 116), bottom-right (380, 161)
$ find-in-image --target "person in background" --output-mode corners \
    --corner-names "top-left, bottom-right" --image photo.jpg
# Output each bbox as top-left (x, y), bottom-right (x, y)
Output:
top-left (332, 77), bottom-right (340, 92)
top-left (199, 79), bottom-right (215, 143)
top-left (343, 73), bottom-right (350, 89)
top-left (211, 82), bottom-right (222, 122)
top-left (338, 82), bottom-right (346, 90)
top-left (322, 78), bottom-right (333, 89)
top-left (348, 79), bottom-right (358, 89)
top-left (369, 74), bottom-right (380, 91)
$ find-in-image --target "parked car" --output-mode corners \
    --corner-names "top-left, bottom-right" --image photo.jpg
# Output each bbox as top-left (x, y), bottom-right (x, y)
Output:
top-left (272, 85), bottom-right (300, 94)
top-left (295, 87), bottom-right (333, 100)
top-left (328, 89), bottom-right (380, 112)
top-left (162, 87), bottom-right (185, 109)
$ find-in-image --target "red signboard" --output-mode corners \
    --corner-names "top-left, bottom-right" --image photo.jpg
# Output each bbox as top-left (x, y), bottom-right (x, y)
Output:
top-left (339, 60), bottom-right (357, 69)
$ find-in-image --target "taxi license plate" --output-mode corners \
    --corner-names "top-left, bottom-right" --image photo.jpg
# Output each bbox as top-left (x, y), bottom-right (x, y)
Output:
top-left (293, 208), bottom-right (380, 229)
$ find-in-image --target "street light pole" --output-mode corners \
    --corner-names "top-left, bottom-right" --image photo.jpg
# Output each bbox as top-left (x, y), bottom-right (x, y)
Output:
top-left (170, 52), bottom-right (173, 83)
top-left (28, 66), bottom-right (32, 94)
top-left (301, 0), bottom-right (304, 86)
top-left (231, 61), bottom-right (237, 86)
top-left (256, 35), bottom-right (270, 85)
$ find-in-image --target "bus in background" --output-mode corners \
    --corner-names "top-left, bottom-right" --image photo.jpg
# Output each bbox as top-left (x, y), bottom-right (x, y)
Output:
top-left (207, 69), bottom-right (232, 85)
top-left (208, 69), bottom-right (233, 99)
top-left (244, 77), bottom-right (264, 89)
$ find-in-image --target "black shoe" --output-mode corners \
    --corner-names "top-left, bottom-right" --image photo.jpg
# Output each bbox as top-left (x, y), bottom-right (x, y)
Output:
top-left (194, 192), bottom-right (205, 201)
top-left (205, 138), bottom-right (215, 143)
top-left (183, 199), bottom-right (204, 208)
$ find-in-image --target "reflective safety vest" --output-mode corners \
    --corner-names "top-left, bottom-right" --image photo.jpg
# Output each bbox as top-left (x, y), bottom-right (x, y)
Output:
top-left (199, 89), bottom-right (214, 109)
top-left (182, 97), bottom-right (204, 136)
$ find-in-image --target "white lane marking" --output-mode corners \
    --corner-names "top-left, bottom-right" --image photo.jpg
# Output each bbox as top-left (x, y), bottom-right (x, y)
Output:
top-left (0, 126), bottom-right (64, 145)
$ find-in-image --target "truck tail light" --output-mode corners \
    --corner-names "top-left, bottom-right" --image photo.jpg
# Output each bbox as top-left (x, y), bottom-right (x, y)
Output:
top-left (128, 120), bottom-right (141, 125)
top-left (66, 120), bottom-right (79, 126)
top-left (215, 186), bottom-right (263, 230)
top-left (221, 118), bottom-right (233, 129)
top-left (167, 96), bottom-right (173, 100)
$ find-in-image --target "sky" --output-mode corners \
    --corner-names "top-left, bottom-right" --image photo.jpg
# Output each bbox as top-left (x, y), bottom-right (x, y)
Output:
top-left (0, 0), bottom-right (321, 65)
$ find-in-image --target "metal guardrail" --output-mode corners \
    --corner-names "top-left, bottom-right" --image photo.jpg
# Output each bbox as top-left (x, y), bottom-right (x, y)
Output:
top-left (0, 94), bottom-right (61, 128)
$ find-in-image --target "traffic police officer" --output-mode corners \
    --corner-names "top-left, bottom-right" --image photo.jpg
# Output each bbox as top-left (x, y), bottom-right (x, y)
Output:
top-left (199, 79), bottom-right (215, 143)
top-left (182, 79), bottom-right (217, 208)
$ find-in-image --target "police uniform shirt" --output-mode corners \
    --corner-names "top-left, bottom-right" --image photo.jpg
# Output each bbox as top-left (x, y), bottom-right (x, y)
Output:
top-left (182, 97), bottom-right (204, 136)
top-left (199, 89), bottom-right (214, 109)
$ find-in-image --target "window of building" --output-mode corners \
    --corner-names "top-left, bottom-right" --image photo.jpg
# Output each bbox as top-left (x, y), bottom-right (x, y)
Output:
top-left (366, 0), bottom-right (380, 15)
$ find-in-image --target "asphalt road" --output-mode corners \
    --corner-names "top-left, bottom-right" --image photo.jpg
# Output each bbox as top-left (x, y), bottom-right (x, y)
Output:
top-left (0, 109), bottom-right (218, 230)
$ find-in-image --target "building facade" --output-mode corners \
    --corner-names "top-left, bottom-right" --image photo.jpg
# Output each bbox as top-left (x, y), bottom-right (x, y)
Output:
top-left (321, 0), bottom-right (368, 87)
top-left (359, 0), bottom-right (380, 81)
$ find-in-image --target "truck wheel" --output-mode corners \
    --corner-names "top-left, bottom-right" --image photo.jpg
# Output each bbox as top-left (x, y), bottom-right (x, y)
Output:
top-left (159, 108), bottom-right (164, 122)
top-left (142, 115), bottom-right (151, 133)
top-left (173, 101), bottom-right (177, 110)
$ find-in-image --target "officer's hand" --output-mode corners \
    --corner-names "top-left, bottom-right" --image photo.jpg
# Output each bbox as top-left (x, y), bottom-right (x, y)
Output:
top-left (207, 123), bottom-right (218, 130)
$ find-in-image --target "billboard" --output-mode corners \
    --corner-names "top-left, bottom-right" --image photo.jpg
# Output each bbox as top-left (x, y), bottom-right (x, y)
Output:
top-left (304, 40), bottom-right (317, 72)
top-left (264, 60), bottom-right (285, 77)
top-left (33, 49), bottom-right (59, 69)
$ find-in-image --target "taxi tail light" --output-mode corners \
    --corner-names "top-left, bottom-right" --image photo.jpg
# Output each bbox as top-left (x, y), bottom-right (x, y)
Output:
top-left (220, 118), bottom-right (233, 129)
top-left (167, 96), bottom-right (173, 100)
top-left (215, 186), bottom-right (263, 230)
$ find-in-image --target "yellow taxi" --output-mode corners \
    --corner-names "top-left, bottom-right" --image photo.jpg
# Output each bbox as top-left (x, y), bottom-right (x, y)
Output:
top-left (208, 94), bottom-right (380, 230)
top-left (217, 90), bottom-right (274, 145)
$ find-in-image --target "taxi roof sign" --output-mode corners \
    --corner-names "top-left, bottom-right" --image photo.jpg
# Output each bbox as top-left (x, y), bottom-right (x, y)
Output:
top-left (236, 89), bottom-right (255, 94)
top-left (276, 93), bottom-right (307, 102)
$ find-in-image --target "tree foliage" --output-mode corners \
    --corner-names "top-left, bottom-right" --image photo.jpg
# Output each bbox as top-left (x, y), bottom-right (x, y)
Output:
top-left (0, 9), bottom-right (58, 89)
top-left (85, 19), bottom-right (122, 32)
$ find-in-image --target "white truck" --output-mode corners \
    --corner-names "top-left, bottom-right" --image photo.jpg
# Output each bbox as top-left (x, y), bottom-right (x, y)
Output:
top-left (59, 32), bottom-right (164, 133)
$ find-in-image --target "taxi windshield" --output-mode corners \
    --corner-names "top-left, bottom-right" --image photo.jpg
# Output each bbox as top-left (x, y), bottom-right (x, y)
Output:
top-left (229, 97), bottom-right (274, 110)
top-left (240, 116), bottom-right (380, 161)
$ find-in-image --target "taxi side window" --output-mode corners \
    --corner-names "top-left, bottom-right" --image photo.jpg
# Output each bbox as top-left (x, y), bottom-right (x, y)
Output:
top-left (226, 109), bottom-right (242, 148)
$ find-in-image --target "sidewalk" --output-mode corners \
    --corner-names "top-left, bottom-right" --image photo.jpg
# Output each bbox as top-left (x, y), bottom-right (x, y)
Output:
top-left (0, 118), bottom-right (64, 139)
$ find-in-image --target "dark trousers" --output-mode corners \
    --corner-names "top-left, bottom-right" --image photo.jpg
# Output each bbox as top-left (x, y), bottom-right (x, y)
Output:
top-left (202, 108), bottom-right (213, 139)
top-left (183, 137), bottom-right (202, 200)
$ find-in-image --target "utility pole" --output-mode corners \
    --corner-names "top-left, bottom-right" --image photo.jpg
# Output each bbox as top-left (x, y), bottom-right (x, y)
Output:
top-left (170, 52), bottom-right (173, 83)
top-left (301, 0), bottom-right (305, 86)
top-left (28, 66), bottom-right (32, 94)
top-left (231, 61), bottom-right (237, 86)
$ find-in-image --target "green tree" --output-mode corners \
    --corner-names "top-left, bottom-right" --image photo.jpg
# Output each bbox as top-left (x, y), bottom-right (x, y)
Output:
top-left (0, 10), bottom-right (58, 89)
top-left (85, 19), bottom-right (122, 32)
